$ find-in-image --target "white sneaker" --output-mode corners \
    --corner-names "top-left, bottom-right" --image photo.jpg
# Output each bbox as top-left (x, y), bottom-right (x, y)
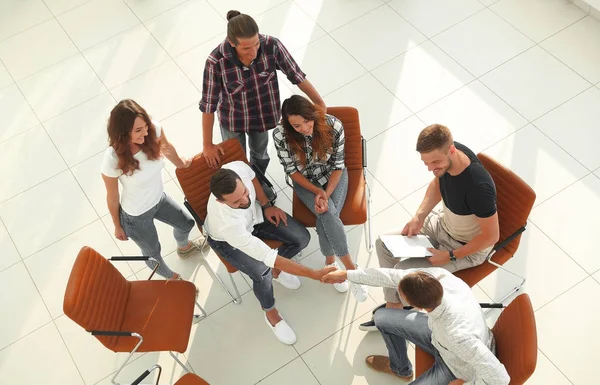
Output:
top-left (264, 313), bottom-right (297, 345)
top-left (273, 271), bottom-right (301, 290)
top-left (351, 282), bottom-right (369, 302)
top-left (326, 261), bottom-right (349, 293)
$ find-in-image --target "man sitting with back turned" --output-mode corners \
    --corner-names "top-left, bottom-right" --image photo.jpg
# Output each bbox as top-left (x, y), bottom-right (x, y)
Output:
top-left (361, 124), bottom-right (499, 331)
top-left (204, 160), bottom-right (334, 345)
top-left (323, 267), bottom-right (510, 385)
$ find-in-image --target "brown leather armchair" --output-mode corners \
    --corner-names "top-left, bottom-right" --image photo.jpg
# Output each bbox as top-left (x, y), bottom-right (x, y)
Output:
top-left (63, 246), bottom-right (204, 384)
top-left (175, 138), bottom-right (282, 304)
top-left (453, 153), bottom-right (536, 302)
top-left (289, 106), bottom-right (373, 251)
top-left (415, 293), bottom-right (538, 384)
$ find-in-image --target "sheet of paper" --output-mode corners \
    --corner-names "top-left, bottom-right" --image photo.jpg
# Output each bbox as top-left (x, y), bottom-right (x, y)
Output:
top-left (379, 235), bottom-right (434, 258)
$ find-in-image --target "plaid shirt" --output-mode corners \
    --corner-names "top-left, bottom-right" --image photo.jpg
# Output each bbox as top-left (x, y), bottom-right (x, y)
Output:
top-left (272, 114), bottom-right (345, 187)
top-left (199, 35), bottom-right (306, 133)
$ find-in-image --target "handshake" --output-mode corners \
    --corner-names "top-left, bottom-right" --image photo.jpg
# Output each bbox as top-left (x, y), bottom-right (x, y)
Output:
top-left (310, 265), bottom-right (349, 284)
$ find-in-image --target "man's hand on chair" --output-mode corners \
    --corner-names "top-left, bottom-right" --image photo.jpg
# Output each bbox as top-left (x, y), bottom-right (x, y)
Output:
top-left (265, 206), bottom-right (288, 227)
top-left (203, 143), bottom-right (224, 168)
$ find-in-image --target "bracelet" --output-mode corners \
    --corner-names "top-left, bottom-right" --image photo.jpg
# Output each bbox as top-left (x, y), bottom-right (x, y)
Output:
top-left (262, 201), bottom-right (273, 208)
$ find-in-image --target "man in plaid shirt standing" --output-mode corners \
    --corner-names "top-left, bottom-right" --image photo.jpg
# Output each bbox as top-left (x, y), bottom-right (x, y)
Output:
top-left (199, 10), bottom-right (326, 176)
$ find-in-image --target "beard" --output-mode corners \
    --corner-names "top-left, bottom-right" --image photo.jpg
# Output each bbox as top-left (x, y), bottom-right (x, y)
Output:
top-left (236, 200), bottom-right (252, 210)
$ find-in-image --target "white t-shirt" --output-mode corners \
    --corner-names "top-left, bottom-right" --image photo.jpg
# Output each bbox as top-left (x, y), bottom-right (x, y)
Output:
top-left (101, 121), bottom-right (166, 216)
top-left (204, 161), bottom-right (277, 267)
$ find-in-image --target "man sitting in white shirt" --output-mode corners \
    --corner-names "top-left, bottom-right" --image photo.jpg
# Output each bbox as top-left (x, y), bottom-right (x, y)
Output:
top-left (322, 267), bottom-right (510, 385)
top-left (204, 161), bottom-right (334, 345)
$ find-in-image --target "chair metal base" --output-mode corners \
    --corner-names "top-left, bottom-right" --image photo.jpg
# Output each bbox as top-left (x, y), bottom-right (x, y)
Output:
top-left (364, 173), bottom-right (373, 253)
top-left (198, 237), bottom-right (243, 305)
top-left (483, 259), bottom-right (526, 315)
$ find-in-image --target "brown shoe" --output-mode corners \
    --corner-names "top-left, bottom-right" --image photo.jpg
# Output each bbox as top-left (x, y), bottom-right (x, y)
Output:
top-left (365, 355), bottom-right (413, 381)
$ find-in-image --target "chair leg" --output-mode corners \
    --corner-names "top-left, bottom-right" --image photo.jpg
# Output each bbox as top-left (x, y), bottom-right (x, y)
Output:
top-left (193, 300), bottom-right (208, 322)
top-left (484, 260), bottom-right (526, 314)
top-left (228, 272), bottom-right (243, 304)
top-left (111, 333), bottom-right (144, 385)
top-left (201, 258), bottom-right (243, 304)
top-left (169, 351), bottom-right (194, 374)
top-left (364, 176), bottom-right (374, 252)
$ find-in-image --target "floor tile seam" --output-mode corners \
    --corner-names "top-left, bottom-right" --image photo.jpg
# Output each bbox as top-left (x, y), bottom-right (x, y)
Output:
top-left (529, 115), bottom-right (596, 173)
top-left (291, 0), bottom-right (390, 37)
top-left (251, 352), bottom-right (302, 384)
top-left (486, 0), bottom-right (587, 45)
top-left (0, 318), bottom-right (54, 354)
top-left (536, 348), bottom-right (576, 385)
top-left (293, 305), bottom-right (376, 356)
top-left (8, 214), bottom-right (98, 263)
top-left (0, 13), bottom-right (55, 46)
top-left (527, 207), bottom-right (596, 274)
top-left (41, 0), bottom-right (93, 18)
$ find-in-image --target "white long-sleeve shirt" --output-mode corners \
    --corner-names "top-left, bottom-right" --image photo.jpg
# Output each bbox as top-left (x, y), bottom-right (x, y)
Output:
top-left (203, 161), bottom-right (278, 267)
top-left (347, 267), bottom-right (510, 385)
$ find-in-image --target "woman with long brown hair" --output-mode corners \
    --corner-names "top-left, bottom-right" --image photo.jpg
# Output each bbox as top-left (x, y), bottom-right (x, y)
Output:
top-left (272, 95), bottom-right (368, 302)
top-left (101, 99), bottom-right (202, 280)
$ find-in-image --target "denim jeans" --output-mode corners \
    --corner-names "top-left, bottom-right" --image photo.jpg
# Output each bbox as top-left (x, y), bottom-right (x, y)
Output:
top-left (207, 213), bottom-right (310, 310)
top-left (293, 168), bottom-right (349, 257)
top-left (220, 127), bottom-right (270, 176)
top-left (120, 193), bottom-right (195, 278)
top-left (374, 308), bottom-right (456, 384)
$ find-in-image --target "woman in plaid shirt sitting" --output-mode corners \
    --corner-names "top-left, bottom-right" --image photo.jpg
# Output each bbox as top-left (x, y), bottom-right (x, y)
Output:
top-left (273, 95), bottom-right (368, 302)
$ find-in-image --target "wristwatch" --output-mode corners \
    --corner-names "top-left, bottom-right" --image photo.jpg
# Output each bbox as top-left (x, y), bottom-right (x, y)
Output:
top-left (449, 250), bottom-right (457, 262)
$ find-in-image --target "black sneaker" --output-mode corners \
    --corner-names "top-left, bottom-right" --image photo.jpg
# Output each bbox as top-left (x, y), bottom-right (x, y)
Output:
top-left (359, 303), bottom-right (386, 332)
top-left (359, 319), bottom-right (378, 332)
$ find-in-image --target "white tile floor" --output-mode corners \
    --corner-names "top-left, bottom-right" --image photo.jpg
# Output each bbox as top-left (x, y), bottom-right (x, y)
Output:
top-left (0, 0), bottom-right (598, 384)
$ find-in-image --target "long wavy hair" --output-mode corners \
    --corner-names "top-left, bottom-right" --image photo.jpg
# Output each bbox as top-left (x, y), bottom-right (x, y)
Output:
top-left (107, 99), bottom-right (161, 175)
top-left (280, 95), bottom-right (333, 165)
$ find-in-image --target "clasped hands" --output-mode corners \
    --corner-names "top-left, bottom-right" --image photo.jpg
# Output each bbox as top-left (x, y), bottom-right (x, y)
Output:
top-left (314, 189), bottom-right (329, 214)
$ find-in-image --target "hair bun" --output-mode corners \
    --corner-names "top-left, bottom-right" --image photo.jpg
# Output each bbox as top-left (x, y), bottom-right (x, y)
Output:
top-left (226, 10), bottom-right (241, 21)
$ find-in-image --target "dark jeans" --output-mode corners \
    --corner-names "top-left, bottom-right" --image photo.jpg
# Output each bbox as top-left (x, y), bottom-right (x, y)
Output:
top-left (207, 213), bottom-right (310, 310)
top-left (374, 308), bottom-right (456, 384)
top-left (220, 127), bottom-right (270, 176)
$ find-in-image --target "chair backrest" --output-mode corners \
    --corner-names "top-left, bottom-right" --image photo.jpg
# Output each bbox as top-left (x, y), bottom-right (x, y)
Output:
top-left (492, 294), bottom-right (538, 384)
top-left (477, 153), bottom-right (535, 260)
top-left (327, 107), bottom-right (362, 171)
top-left (63, 246), bottom-right (131, 350)
top-left (175, 139), bottom-right (248, 223)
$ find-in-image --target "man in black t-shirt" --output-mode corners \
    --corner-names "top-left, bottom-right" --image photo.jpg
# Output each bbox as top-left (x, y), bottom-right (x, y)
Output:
top-left (359, 124), bottom-right (500, 331)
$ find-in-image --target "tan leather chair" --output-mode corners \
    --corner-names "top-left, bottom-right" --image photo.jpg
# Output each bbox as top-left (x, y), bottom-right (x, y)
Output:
top-left (452, 153), bottom-right (536, 301)
top-left (132, 366), bottom-right (210, 385)
top-left (289, 106), bottom-right (373, 251)
top-left (175, 138), bottom-right (282, 304)
top-left (63, 247), bottom-right (203, 384)
top-left (415, 293), bottom-right (538, 384)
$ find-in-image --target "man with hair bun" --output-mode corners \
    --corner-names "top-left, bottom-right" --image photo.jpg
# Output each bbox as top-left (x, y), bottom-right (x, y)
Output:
top-left (199, 10), bottom-right (325, 176)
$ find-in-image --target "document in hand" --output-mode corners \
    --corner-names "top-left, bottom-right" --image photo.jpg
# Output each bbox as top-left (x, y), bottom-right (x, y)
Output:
top-left (379, 235), bottom-right (434, 258)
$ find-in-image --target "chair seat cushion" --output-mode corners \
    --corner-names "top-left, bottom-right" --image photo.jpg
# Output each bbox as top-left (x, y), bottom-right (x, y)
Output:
top-left (176, 373), bottom-right (210, 385)
top-left (293, 169), bottom-right (366, 227)
top-left (415, 347), bottom-right (435, 377)
top-left (112, 280), bottom-right (196, 353)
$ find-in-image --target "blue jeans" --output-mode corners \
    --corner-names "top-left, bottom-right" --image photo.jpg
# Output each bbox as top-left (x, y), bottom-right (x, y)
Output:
top-left (374, 308), bottom-right (456, 384)
top-left (220, 127), bottom-right (270, 176)
top-left (120, 193), bottom-right (195, 278)
top-left (293, 168), bottom-right (349, 257)
top-left (207, 213), bottom-right (310, 310)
